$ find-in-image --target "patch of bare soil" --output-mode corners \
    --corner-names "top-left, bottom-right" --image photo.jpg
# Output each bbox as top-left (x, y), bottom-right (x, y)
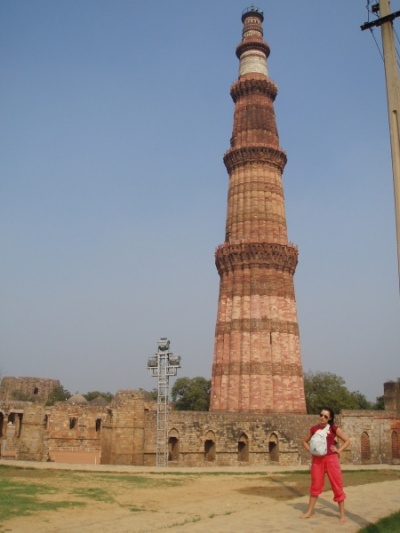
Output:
top-left (2, 469), bottom-right (400, 532)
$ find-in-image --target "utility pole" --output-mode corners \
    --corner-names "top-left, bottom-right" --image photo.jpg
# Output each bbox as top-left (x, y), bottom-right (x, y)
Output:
top-left (362, 0), bottom-right (400, 292)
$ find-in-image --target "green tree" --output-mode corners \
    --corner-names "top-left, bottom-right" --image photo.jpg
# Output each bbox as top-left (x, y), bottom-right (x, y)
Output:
top-left (350, 390), bottom-right (372, 410)
top-left (171, 377), bottom-right (211, 411)
top-left (45, 385), bottom-right (71, 406)
top-left (83, 391), bottom-right (114, 403)
top-left (373, 395), bottom-right (385, 410)
top-left (148, 388), bottom-right (158, 401)
top-left (304, 371), bottom-right (372, 414)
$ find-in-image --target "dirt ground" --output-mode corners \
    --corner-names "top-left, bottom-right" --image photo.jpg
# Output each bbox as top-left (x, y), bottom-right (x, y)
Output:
top-left (1, 466), bottom-right (400, 533)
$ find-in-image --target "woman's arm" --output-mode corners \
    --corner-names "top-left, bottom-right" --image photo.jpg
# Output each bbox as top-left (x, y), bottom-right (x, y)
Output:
top-left (302, 430), bottom-right (312, 452)
top-left (331, 427), bottom-right (350, 454)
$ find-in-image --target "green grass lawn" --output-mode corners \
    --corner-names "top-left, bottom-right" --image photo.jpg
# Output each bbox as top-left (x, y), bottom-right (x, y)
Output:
top-left (358, 511), bottom-right (400, 532)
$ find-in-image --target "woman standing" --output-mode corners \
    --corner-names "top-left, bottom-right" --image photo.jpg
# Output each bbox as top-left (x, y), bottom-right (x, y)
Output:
top-left (300, 407), bottom-right (350, 522)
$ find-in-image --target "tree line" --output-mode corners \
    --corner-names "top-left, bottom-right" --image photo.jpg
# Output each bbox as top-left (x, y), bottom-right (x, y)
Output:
top-left (1, 371), bottom-right (383, 413)
top-left (168, 372), bottom-right (384, 413)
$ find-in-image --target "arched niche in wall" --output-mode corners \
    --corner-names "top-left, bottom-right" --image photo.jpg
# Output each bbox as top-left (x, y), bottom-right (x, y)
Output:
top-left (361, 431), bottom-right (371, 463)
top-left (204, 430), bottom-right (216, 462)
top-left (391, 429), bottom-right (400, 460)
top-left (7, 412), bottom-right (23, 438)
top-left (238, 432), bottom-right (249, 462)
top-left (168, 428), bottom-right (180, 462)
top-left (268, 432), bottom-right (279, 462)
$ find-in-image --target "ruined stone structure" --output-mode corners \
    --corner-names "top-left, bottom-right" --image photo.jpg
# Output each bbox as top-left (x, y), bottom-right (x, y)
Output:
top-left (101, 390), bottom-right (310, 467)
top-left (340, 406), bottom-right (400, 465)
top-left (210, 7), bottom-right (306, 413)
top-left (1, 379), bottom-right (400, 466)
top-left (101, 390), bottom-right (149, 466)
top-left (384, 380), bottom-right (400, 412)
top-left (0, 379), bottom-right (107, 462)
top-left (0, 376), bottom-right (59, 404)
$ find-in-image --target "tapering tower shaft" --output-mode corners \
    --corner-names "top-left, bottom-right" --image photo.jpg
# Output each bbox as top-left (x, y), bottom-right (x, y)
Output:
top-left (210, 7), bottom-right (306, 413)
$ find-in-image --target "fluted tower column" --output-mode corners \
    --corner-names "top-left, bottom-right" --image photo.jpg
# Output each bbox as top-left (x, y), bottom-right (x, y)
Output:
top-left (210, 7), bottom-right (306, 413)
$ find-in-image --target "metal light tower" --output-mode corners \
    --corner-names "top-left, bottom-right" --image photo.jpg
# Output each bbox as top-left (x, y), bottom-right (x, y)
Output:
top-left (147, 338), bottom-right (181, 466)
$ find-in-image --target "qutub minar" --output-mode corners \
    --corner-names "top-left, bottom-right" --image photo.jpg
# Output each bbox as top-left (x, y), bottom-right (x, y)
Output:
top-left (210, 6), bottom-right (307, 414)
top-left (0, 7), bottom-right (398, 470)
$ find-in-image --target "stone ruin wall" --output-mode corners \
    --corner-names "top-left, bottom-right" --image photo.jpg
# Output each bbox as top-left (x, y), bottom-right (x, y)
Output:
top-left (143, 410), bottom-right (315, 467)
top-left (101, 390), bottom-right (152, 466)
top-left (100, 390), bottom-right (314, 467)
top-left (0, 400), bottom-right (27, 459)
top-left (158, 412), bottom-right (398, 467)
top-left (0, 378), bottom-right (108, 463)
top-left (341, 409), bottom-right (400, 465)
top-left (46, 402), bottom-right (107, 463)
top-left (384, 380), bottom-right (400, 413)
top-left (1, 379), bottom-right (400, 466)
top-left (15, 403), bottom-right (49, 462)
top-left (100, 388), bottom-right (400, 467)
top-left (0, 376), bottom-right (60, 404)
top-left (0, 400), bottom-right (107, 463)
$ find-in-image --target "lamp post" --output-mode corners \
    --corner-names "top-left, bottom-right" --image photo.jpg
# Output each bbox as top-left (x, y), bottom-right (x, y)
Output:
top-left (147, 338), bottom-right (181, 466)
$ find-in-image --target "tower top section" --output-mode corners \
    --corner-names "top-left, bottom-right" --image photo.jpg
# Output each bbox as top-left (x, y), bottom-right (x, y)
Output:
top-left (237, 5), bottom-right (270, 78)
top-left (241, 5), bottom-right (264, 23)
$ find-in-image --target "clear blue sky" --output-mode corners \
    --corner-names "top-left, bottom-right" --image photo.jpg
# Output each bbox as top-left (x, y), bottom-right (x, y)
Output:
top-left (1, 1), bottom-right (399, 402)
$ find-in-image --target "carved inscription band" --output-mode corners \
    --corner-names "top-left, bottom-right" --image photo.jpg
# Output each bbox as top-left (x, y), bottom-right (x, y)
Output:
top-left (219, 280), bottom-right (296, 299)
top-left (212, 361), bottom-right (303, 377)
top-left (215, 317), bottom-right (299, 336)
top-left (230, 78), bottom-right (278, 102)
top-left (215, 242), bottom-right (298, 275)
top-left (224, 145), bottom-right (287, 173)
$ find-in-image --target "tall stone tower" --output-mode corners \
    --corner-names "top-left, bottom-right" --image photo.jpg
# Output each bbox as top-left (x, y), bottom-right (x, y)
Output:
top-left (210, 7), bottom-right (306, 414)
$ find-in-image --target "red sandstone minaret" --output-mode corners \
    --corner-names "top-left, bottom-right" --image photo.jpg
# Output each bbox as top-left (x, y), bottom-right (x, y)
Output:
top-left (210, 7), bottom-right (306, 414)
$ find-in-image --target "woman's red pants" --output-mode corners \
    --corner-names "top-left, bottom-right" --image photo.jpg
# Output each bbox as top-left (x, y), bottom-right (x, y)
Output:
top-left (310, 454), bottom-right (346, 502)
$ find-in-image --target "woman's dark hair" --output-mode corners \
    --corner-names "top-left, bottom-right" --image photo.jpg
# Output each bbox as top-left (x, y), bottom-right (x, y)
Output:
top-left (321, 406), bottom-right (335, 426)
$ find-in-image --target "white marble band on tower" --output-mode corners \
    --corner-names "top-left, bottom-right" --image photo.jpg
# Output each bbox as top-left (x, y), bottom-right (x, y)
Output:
top-left (239, 50), bottom-right (268, 77)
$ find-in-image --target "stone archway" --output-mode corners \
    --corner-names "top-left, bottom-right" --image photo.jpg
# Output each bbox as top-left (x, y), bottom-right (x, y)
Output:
top-left (391, 430), bottom-right (400, 460)
top-left (268, 432), bottom-right (279, 462)
top-left (204, 430), bottom-right (216, 462)
top-left (168, 428), bottom-right (180, 462)
top-left (361, 431), bottom-right (371, 463)
top-left (238, 432), bottom-right (249, 462)
top-left (8, 412), bottom-right (23, 438)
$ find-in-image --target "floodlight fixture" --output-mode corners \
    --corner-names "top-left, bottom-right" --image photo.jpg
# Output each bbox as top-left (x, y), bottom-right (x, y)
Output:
top-left (168, 355), bottom-right (181, 367)
top-left (158, 338), bottom-right (170, 351)
top-left (147, 356), bottom-right (158, 368)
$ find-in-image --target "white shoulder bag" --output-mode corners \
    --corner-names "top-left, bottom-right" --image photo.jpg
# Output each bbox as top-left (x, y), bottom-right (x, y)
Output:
top-left (309, 424), bottom-right (330, 456)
